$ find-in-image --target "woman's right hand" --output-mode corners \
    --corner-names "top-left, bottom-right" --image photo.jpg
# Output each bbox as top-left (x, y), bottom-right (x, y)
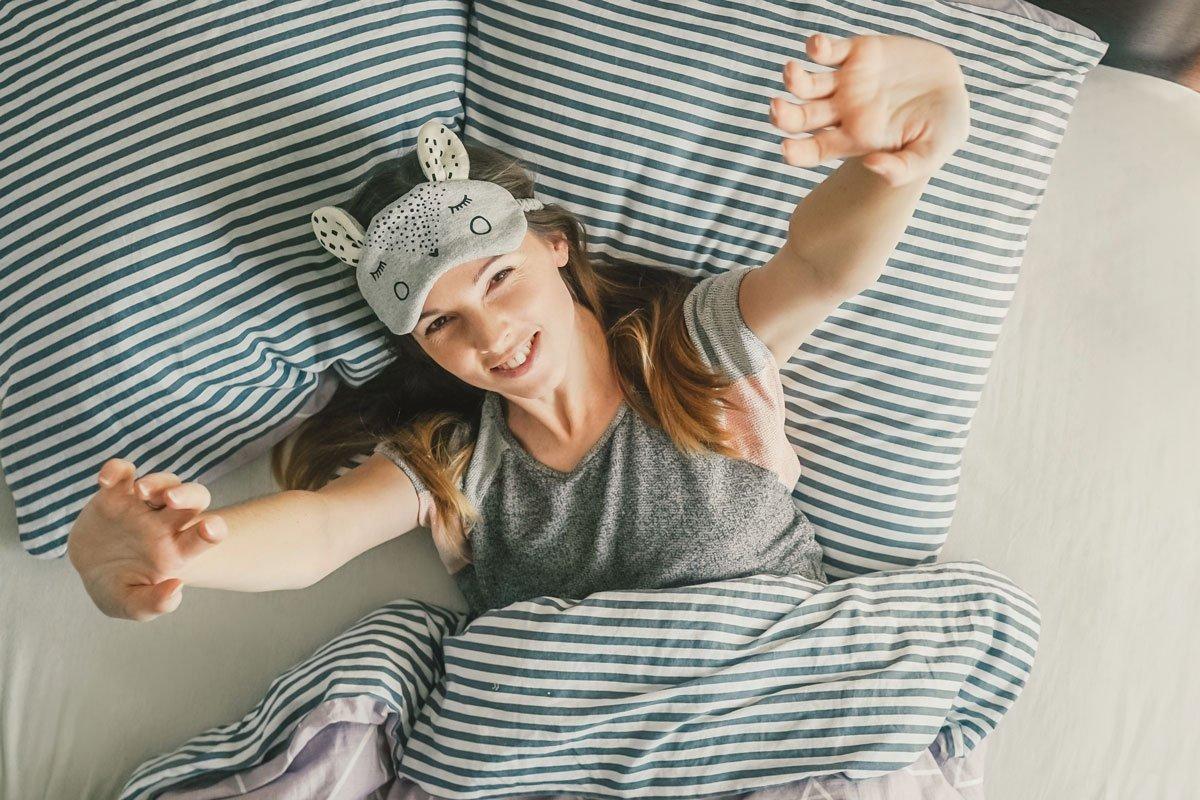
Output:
top-left (67, 458), bottom-right (227, 621)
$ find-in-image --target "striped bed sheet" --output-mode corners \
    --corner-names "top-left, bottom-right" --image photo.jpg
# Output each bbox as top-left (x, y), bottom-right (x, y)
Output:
top-left (119, 561), bottom-right (1038, 799)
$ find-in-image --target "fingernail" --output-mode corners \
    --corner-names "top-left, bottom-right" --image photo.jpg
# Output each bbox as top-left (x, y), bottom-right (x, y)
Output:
top-left (165, 489), bottom-right (177, 504)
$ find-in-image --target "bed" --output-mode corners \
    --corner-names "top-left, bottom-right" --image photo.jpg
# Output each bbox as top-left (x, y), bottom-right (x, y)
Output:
top-left (1, 18), bottom-right (1198, 800)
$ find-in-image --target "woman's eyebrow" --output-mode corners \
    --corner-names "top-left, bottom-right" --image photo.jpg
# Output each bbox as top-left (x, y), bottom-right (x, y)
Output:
top-left (419, 254), bottom-right (511, 321)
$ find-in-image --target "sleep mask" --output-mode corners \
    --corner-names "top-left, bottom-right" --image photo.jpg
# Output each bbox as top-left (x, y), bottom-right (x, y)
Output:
top-left (310, 119), bottom-right (543, 335)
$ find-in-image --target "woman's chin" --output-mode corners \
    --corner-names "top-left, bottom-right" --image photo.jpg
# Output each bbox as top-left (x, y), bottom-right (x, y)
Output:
top-left (502, 360), bottom-right (569, 401)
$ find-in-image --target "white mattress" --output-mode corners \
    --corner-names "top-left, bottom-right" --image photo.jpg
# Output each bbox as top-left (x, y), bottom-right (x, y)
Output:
top-left (2, 65), bottom-right (1197, 800)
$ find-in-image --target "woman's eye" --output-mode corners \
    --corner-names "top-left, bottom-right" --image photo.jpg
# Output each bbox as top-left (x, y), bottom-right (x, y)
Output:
top-left (426, 267), bottom-right (516, 335)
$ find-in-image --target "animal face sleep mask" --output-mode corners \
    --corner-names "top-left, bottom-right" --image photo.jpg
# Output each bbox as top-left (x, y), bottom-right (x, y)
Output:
top-left (310, 119), bottom-right (544, 336)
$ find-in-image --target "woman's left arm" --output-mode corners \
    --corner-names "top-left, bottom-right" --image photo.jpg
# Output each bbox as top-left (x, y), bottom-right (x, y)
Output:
top-left (740, 33), bottom-right (971, 365)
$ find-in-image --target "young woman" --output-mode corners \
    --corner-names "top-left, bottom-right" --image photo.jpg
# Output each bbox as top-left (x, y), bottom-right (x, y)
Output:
top-left (68, 33), bottom-right (971, 622)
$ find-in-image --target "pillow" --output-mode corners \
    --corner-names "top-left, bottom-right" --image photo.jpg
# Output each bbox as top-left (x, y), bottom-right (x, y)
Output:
top-left (461, 0), bottom-right (1107, 578)
top-left (0, 1), bottom-right (468, 558)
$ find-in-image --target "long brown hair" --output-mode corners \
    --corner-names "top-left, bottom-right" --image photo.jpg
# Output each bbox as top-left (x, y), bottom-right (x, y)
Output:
top-left (272, 136), bottom-right (744, 570)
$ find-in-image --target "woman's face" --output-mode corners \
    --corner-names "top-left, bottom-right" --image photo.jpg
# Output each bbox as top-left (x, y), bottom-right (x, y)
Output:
top-left (413, 231), bottom-right (574, 397)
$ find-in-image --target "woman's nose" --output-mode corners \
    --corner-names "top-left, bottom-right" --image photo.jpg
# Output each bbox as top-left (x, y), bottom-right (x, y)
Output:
top-left (474, 314), bottom-right (515, 357)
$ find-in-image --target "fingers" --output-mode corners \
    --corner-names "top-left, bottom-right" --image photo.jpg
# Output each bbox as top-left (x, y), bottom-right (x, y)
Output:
top-left (782, 127), bottom-right (857, 168)
top-left (94, 459), bottom-right (219, 554)
top-left (175, 514), bottom-right (227, 560)
top-left (806, 33), bottom-right (852, 67)
top-left (126, 578), bottom-right (183, 621)
top-left (160, 481), bottom-right (212, 514)
top-left (860, 138), bottom-right (938, 187)
top-left (147, 475), bottom-right (223, 558)
top-left (134, 472), bottom-right (181, 506)
top-left (98, 458), bottom-right (136, 493)
top-left (96, 459), bottom-right (187, 517)
top-left (860, 151), bottom-right (903, 184)
top-left (162, 483), bottom-right (221, 557)
top-left (771, 97), bottom-right (838, 134)
top-left (783, 60), bottom-right (836, 100)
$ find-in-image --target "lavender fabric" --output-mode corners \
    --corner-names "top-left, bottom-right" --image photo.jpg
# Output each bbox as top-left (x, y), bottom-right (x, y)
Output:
top-left (156, 708), bottom-right (985, 800)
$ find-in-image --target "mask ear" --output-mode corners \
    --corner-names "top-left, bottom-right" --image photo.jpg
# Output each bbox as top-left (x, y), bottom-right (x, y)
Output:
top-left (416, 118), bottom-right (469, 182)
top-left (311, 206), bottom-right (366, 269)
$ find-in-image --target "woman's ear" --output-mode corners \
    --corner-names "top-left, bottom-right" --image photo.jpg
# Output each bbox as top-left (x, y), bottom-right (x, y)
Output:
top-left (552, 234), bottom-right (569, 268)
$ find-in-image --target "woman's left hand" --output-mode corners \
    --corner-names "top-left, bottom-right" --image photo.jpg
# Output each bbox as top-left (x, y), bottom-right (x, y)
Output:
top-left (771, 33), bottom-right (971, 187)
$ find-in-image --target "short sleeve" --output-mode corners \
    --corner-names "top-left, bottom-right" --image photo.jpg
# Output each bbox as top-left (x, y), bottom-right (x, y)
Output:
top-left (681, 265), bottom-right (775, 380)
top-left (371, 422), bottom-right (476, 567)
top-left (680, 265), bottom-right (802, 491)
top-left (373, 440), bottom-right (435, 530)
top-left (372, 421), bottom-right (473, 498)
top-left (373, 440), bottom-right (429, 493)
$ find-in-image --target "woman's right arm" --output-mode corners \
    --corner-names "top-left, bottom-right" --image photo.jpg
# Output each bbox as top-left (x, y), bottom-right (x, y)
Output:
top-left (171, 489), bottom-right (338, 592)
top-left (68, 453), bottom-right (422, 620)
top-left (176, 452), bottom-right (425, 591)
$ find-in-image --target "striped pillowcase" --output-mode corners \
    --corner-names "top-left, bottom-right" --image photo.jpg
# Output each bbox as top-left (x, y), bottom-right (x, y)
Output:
top-left (461, 0), bottom-right (1107, 578)
top-left (0, 1), bottom-right (468, 558)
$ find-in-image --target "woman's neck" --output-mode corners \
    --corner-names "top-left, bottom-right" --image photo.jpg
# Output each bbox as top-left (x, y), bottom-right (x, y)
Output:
top-left (500, 304), bottom-right (622, 445)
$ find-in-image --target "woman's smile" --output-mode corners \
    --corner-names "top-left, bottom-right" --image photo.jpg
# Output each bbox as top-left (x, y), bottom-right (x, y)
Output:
top-left (489, 331), bottom-right (540, 378)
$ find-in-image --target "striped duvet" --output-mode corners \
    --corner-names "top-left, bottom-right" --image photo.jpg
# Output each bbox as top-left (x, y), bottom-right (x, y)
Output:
top-left (119, 561), bottom-right (1037, 799)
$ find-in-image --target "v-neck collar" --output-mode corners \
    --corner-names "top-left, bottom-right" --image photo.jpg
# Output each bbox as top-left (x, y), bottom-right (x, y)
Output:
top-left (484, 391), bottom-right (629, 481)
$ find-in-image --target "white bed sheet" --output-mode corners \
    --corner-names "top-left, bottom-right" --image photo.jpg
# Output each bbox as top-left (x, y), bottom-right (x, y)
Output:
top-left (2, 64), bottom-right (1197, 800)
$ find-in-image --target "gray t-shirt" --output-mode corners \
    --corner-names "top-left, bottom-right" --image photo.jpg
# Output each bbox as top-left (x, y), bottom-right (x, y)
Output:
top-left (375, 265), bottom-right (826, 618)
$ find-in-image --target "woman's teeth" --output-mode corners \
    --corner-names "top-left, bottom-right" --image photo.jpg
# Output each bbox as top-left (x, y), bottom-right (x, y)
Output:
top-left (493, 336), bottom-right (533, 371)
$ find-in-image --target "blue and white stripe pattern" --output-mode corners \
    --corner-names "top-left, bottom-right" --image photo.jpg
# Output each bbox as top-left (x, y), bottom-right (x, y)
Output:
top-left (0, 0), bottom-right (468, 558)
top-left (119, 562), bottom-right (1038, 798)
top-left (461, 0), bottom-right (1107, 578)
top-left (398, 562), bottom-right (1039, 798)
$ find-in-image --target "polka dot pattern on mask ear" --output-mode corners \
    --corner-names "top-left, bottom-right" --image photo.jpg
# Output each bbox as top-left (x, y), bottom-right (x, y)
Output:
top-left (311, 210), bottom-right (363, 267)
top-left (441, 125), bottom-right (464, 178)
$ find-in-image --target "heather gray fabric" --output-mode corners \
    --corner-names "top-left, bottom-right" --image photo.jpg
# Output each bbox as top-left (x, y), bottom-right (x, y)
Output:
top-left (377, 266), bottom-right (827, 618)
